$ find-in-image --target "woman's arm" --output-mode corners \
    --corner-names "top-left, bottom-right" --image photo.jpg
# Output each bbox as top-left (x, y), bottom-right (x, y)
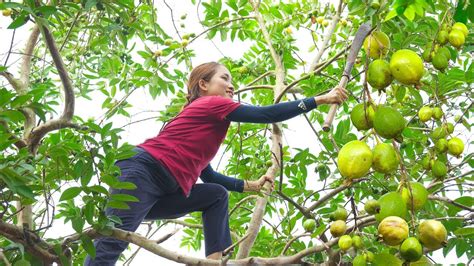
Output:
top-left (200, 165), bottom-right (274, 193)
top-left (226, 98), bottom-right (317, 123)
top-left (200, 164), bottom-right (244, 192)
top-left (226, 87), bottom-right (348, 123)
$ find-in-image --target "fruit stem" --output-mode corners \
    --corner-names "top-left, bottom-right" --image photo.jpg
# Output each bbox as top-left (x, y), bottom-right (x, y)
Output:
top-left (361, 130), bottom-right (372, 142)
top-left (428, 9), bottom-right (451, 58)
top-left (392, 139), bottom-right (418, 235)
top-left (373, 129), bottom-right (381, 144)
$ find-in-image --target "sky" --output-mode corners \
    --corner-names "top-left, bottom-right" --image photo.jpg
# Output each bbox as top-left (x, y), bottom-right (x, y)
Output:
top-left (0, 0), bottom-right (470, 265)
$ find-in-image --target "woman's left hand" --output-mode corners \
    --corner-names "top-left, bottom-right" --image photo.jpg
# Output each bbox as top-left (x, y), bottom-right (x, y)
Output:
top-left (249, 174), bottom-right (274, 192)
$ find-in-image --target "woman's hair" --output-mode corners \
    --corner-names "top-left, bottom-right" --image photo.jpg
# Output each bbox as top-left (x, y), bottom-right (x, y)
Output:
top-left (185, 62), bottom-right (222, 106)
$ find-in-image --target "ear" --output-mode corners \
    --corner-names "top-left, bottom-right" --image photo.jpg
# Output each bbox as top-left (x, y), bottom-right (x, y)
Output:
top-left (198, 79), bottom-right (208, 92)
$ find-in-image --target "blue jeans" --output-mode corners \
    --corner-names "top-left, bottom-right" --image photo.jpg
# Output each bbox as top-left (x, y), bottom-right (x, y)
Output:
top-left (84, 147), bottom-right (232, 265)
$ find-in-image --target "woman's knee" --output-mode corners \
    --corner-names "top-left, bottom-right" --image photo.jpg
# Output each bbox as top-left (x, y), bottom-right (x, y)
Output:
top-left (207, 183), bottom-right (229, 202)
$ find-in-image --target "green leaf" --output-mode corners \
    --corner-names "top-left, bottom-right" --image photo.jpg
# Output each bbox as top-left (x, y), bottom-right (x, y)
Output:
top-left (372, 253), bottom-right (403, 266)
top-left (465, 62), bottom-right (474, 83)
top-left (110, 193), bottom-right (139, 202)
top-left (403, 5), bottom-right (416, 21)
top-left (395, 86), bottom-right (406, 102)
top-left (107, 200), bottom-right (130, 209)
top-left (81, 235), bottom-right (96, 259)
top-left (8, 13), bottom-right (29, 29)
top-left (10, 95), bottom-right (31, 108)
top-left (0, 88), bottom-right (14, 106)
top-left (59, 187), bottom-right (82, 201)
top-left (85, 0), bottom-right (98, 10)
top-left (385, 9), bottom-right (399, 21)
top-left (133, 69), bottom-right (153, 78)
top-left (455, 196), bottom-right (473, 206)
top-left (0, 110), bottom-right (25, 122)
top-left (0, 2), bottom-right (32, 12)
top-left (115, 150), bottom-right (136, 161)
top-left (87, 185), bottom-right (109, 195)
top-left (454, 227), bottom-right (474, 236)
top-left (72, 217), bottom-right (85, 233)
top-left (35, 6), bottom-right (57, 18)
top-left (112, 181), bottom-right (137, 190)
top-left (454, 0), bottom-right (468, 23)
top-left (468, 1), bottom-right (474, 22)
top-left (14, 185), bottom-right (36, 199)
top-left (83, 201), bottom-right (95, 225)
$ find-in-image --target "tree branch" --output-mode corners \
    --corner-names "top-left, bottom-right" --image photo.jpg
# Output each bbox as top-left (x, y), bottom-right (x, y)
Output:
top-left (35, 21), bottom-right (75, 122)
top-left (163, 219), bottom-right (240, 240)
top-left (234, 85), bottom-right (303, 95)
top-left (429, 195), bottom-right (474, 212)
top-left (0, 72), bottom-right (23, 92)
top-left (307, 178), bottom-right (368, 212)
top-left (28, 120), bottom-right (87, 153)
top-left (60, 216), bottom-right (377, 265)
top-left (0, 221), bottom-right (58, 264)
top-left (275, 47), bottom-right (349, 103)
top-left (280, 233), bottom-right (311, 255)
top-left (276, 191), bottom-right (311, 218)
top-left (0, 250), bottom-right (11, 266)
top-left (246, 70), bottom-right (274, 86)
top-left (19, 26), bottom-right (40, 139)
top-left (155, 228), bottom-right (179, 245)
top-left (309, 0), bottom-right (344, 71)
top-left (428, 170), bottom-right (473, 190)
top-left (161, 15), bottom-right (255, 66)
top-left (229, 195), bottom-right (258, 216)
top-left (19, 25), bottom-right (40, 92)
top-left (234, 85), bottom-right (274, 93)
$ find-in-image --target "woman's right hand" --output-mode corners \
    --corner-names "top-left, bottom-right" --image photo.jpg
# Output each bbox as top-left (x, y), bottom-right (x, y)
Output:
top-left (315, 86), bottom-right (348, 105)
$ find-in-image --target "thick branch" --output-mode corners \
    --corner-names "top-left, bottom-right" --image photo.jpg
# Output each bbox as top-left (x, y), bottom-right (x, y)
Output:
top-left (61, 217), bottom-right (376, 265)
top-left (0, 72), bottom-right (23, 92)
top-left (19, 25), bottom-right (40, 91)
top-left (0, 221), bottom-right (58, 263)
top-left (28, 120), bottom-right (87, 153)
top-left (19, 26), bottom-right (40, 139)
top-left (36, 24), bottom-right (75, 121)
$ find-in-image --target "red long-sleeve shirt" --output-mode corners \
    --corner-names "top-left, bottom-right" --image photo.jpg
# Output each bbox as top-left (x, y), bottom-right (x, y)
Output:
top-left (138, 96), bottom-right (241, 196)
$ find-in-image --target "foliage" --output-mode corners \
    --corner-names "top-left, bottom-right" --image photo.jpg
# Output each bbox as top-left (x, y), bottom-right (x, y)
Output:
top-left (0, 0), bottom-right (472, 264)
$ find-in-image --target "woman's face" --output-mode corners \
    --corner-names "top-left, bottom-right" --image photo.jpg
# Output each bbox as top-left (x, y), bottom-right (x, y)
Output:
top-left (199, 65), bottom-right (234, 99)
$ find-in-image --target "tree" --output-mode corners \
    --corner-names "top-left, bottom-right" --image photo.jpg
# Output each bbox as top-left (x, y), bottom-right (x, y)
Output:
top-left (0, 0), bottom-right (472, 265)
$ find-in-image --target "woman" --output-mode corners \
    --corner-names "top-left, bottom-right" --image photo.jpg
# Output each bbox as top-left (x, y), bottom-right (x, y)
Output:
top-left (85, 62), bottom-right (347, 265)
